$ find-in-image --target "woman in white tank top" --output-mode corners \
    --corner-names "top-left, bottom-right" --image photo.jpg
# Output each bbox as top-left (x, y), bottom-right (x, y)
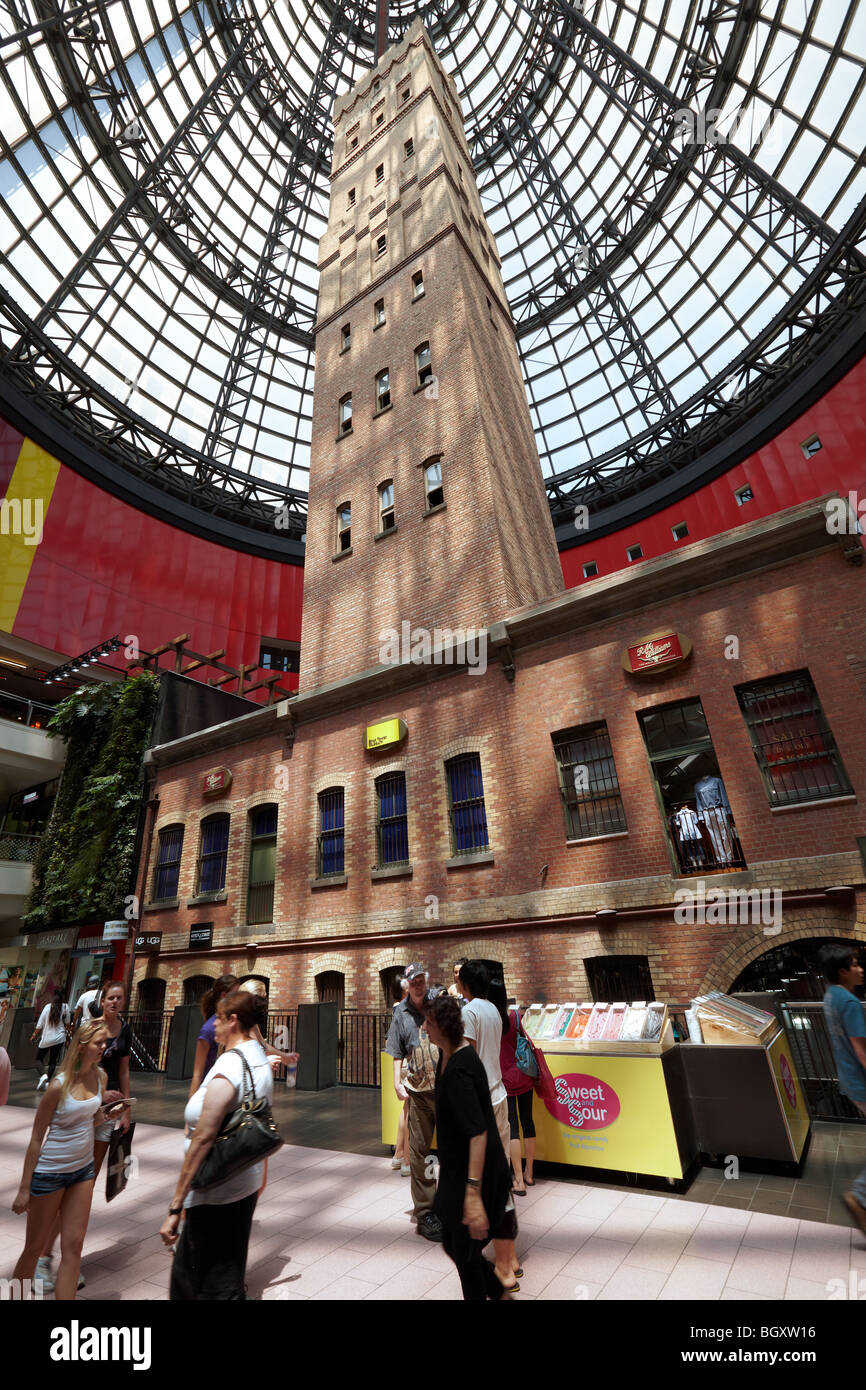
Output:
top-left (12, 1019), bottom-right (110, 1300)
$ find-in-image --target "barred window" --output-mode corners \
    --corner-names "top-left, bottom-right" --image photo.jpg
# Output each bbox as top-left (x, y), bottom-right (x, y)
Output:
top-left (376, 772), bottom-right (409, 866)
top-left (552, 722), bottom-right (627, 840)
top-left (197, 814), bottom-right (229, 894)
top-left (247, 804), bottom-right (277, 925)
top-left (445, 753), bottom-right (489, 855)
top-left (736, 670), bottom-right (852, 806)
top-left (153, 824), bottom-right (183, 900)
top-left (318, 788), bottom-right (345, 876)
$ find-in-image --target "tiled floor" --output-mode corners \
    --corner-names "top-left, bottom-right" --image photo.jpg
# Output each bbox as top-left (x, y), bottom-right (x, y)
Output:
top-left (2, 1100), bottom-right (866, 1301)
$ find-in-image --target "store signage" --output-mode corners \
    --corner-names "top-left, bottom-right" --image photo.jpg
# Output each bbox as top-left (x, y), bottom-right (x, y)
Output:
top-left (102, 921), bottom-right (129, 943)
top-left (134, 930), bottom-right (162, 953)
top-left (621, 630), bottom-right (692, 676)
top-left (779, 1052), bottom-right (797, 1109)
top-left (189, 923), bottom-right (213, 950)
top-left (365, 716), bottom-right (407, 752)
top-left (544, 1073), bottom-right (621, 1131)
top-left (202, 766), bottom-right (232, 797)
top-left (29, 928), bottom-right (76, 950)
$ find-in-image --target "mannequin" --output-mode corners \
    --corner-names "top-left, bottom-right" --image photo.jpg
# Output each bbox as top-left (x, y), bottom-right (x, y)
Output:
top-left (694, 773), bottom-right (734, 865)
top-left (673, 803), bottom-right (705, 870)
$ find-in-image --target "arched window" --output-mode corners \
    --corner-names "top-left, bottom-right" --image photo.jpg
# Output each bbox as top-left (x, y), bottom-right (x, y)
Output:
top-left (378, 480), bottom-right (395, 532)
top-left (415, 341), bottom-right (432, 387)
top-left (197, 813), bottom-right (230, 894)
top-left (339, 393), bottom-right (353, 435)
top-left (445, 753), bottom-right (489, 855)
top-left (136, 977), bottom-right (166, 1013)
top-left (380, 966), bottom-right (407, 1009)
top-left (183, 975), bottom-right (214, 1007)
top-left (152, 824), bottom-right (183, 901)
top-left (376, 368), bottom-right (391, 411)
top-left (247, 804), bottom-right (278, 925)
top-left (317, 788), bottom-right (344, 876)
top-left (336, 503), bottom-right (351, 552)
top-left (316, 971), bottom-right (345, 1009)
top-left (424, 458), bottom-right (444, 509)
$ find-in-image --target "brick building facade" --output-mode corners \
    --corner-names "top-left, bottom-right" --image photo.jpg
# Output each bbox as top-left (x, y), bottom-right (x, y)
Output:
top-left (132, 24), bottom-right (866, 1018)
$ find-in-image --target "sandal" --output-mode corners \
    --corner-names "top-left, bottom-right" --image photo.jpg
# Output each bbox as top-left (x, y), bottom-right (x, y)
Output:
top-left (512, 1183), bottom-right (527, 1196)
top-left (524, 1177), bottom-right (535, 1186)
top-left (495, 1273), bottom-right (520, 1293)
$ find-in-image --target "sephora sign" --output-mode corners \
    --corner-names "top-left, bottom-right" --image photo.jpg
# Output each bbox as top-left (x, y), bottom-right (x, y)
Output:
top-left (546, 1073), bottom-right (621, 1130)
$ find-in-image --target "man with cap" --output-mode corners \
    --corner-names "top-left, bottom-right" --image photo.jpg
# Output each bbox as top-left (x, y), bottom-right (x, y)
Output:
top-left (385, 963), bottom-right (442, 1241)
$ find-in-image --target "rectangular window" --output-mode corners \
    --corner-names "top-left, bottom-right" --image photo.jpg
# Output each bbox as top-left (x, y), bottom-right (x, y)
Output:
top-left (735, 484), bottom-right (753, 505)
top-left (376, 369), bottom-right (391, 411)
top-left (347, 188), bottom-right (356, 207)
top-left (198, 815), bottom-right (229, 894)
top-left (425, 459), bottom-right (443, 509)
top-left (582, 561), bottom-right (598, 578)
top-left (404, 137), bottom-right (414, 159)
top-left (247, 804), bottom-right (277, 925)
top-left (153, 825), bottom-right (183, 900)
top-left (339, 394), bottom-right (353, 434)
top-left (375, 233), bottom-right (387, 258)
top-left (374, 297), bottom-right (385, 326)
top-left (377, 772), bottom-right (409, 866)
top-left (801, 434), bottom-right (822, 458)
top-left (379, 480), bottom-right (395, 531)
top-left (736, 670), bottom-right (853, 807)
top-left (318, 789), bottom-right (344, 876)
top-left (553, 723), bottom-right (627, 840)
top-left (446, 753), bottom-right (489, 855)
top-left (258, 640), bottom-right (300, 675)
top-left (415, 342), bottom-right (432, 387)
top-left (638, 699), bottom-right (746, 874)
top-left (341, 323), bottom-right (351, 351)
top-left (672, 522), bottom-right (688, 541)
top-left (399, 82), bottom-right (411, 104)
top-left (627, 543), bottom-right (643, 562)
top-left (337, 504), bottom-right (351, 552)
top-left (412, 269), bottom-right (424, 298)
top-left (375, 162), bottom-right (384, 184)
top-left (586, 956), bottom-right (655, 1004)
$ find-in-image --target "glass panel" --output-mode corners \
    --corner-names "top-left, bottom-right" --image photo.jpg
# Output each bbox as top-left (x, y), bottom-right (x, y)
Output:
top-left (639, 699), bottom-right (709, 756)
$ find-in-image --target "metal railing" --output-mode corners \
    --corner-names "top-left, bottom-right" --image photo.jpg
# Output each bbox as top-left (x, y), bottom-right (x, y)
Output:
top-left (339, 1011), bottom-right (392, 1087)
top-left (265, 1011), bottom-right (298, 1081)
top-left (0, 831), bottom-right (41, 862)
top-left (126, 1011), bottom-right (173, 1072)
top-left (779, 1001), bottom-right (866, 1123)
top-left (0, 689), bottom-right (55, 729)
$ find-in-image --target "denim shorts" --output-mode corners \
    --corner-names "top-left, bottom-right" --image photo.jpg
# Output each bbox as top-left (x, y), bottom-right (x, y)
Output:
top-left (30, 1163), bottom-right (95, 1195)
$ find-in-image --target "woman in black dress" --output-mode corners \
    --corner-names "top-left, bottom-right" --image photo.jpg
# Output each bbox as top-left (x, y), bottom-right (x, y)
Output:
top-left (423, 992), bottom-right (517, 1300)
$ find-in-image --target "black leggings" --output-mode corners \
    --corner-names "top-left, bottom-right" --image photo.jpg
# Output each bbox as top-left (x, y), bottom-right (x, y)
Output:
top-left (37, 1044), bottom-right (63, 1082)
top-left (442, 1224), bottom-right (506, 1302)
top-left (507, 1089), bottom-right (536, 1141)
top-left (170, 1192), bottom-right (258, 1300)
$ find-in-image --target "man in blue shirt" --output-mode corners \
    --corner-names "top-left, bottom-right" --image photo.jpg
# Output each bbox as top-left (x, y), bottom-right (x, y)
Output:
top-left (819, 944), bottom-right (866, 1234)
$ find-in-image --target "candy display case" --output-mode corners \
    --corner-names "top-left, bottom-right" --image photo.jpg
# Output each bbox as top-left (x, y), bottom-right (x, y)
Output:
top-left (523, 999), bottom-right (674, 1056)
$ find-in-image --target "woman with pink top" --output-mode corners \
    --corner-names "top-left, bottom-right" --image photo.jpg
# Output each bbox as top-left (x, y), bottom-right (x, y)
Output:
top-left (496, 989), bottom-right (536, 1194)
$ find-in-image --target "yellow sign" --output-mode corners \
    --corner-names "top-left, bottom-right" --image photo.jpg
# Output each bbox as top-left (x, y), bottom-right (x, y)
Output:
top-left (365, 716), bottom-right (407, 751)
top-left (766, 1030), bottom-right (810, 1160)
top-left (533, 1050), bottom-right (685, 1178)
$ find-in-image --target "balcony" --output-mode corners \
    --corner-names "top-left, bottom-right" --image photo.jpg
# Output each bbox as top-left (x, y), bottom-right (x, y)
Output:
top-left (0, 694), bottom-right (65, 786)
top-left (0, 832), bottom-right (40, 921)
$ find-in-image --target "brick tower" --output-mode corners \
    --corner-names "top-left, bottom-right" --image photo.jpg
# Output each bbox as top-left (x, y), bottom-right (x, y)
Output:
top-left (299, 19), bottom-right (564, 693)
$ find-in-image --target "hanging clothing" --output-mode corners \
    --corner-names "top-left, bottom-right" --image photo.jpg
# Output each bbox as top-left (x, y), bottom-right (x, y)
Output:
top-left (701, 806), bottom-right (734, 864)
top-left (693, 775), bottom-right (732, 814)
top-left (674, 807), bottom-right (702, 841)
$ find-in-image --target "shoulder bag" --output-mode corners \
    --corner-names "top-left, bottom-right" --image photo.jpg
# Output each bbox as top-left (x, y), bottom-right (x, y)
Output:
top-left (191, 1049), bottom-right (283, 1191)
top-left (512, 1008), bottom-right (539, 1079)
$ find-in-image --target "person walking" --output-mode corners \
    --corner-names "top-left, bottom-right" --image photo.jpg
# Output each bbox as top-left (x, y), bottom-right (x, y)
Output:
top-left (422, 992), bottom-right (515, 1300)
top-left (71, 975), bottom-right (103, 1030)
top-left (384, 963), bottom-right (442, 1241)
top-left (12, 1020), bottom-right (109, 1300)
top-left (818, 944), bottom-right (866, 1234)
top-left (390, 978), bottom-right (410, 1175)
top-left (30, 991), bottom-right (71, 1090)
top-left (448, 958), bottom-right (468, 999)
top-left (458, 961), bottom-right (520, 1289)
top-left (495, 987), bottom-right (537, 1193)
top-left (93, 981), bottom-right (132, 1178)
top-left (189, 975), bottom-right (239, 1097)
top-left (160, 988), bottom-right (274, 1299)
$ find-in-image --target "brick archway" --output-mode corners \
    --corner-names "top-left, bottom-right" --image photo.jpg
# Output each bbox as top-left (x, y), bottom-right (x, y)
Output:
top-left (699, 911), bottom-right (865, 994)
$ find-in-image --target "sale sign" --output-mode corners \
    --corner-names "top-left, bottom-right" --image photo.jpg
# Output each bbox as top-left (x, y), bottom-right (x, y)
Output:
top-left (545, 1072), bottom-right (621, 1130)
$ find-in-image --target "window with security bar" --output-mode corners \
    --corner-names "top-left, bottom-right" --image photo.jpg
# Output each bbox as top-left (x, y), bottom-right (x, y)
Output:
top-left (552, 723), bottom-right (627, 840)
top-left (736, 670), bottom-right (852, 807)
top-left (247, 804), bottom-right (277, 925)
top-left (153, 824), bottom-right (183, 900)
top-left (197, 814), bottom-right (229, 894)
top-left (318, 788), bottom-right (344, 876)
top-left (445, 754), bottom-right (489, 855)
top-left (376, 772), bottom-right (409, 866)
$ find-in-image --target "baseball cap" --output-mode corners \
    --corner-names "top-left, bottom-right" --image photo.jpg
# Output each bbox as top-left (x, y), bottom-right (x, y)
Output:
top-left (405, 963), bottom-right (428, 982)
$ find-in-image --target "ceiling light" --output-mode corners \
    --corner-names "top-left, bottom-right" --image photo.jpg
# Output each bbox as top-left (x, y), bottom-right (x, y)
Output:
top-left (0, 656), bottom-right (28, 669)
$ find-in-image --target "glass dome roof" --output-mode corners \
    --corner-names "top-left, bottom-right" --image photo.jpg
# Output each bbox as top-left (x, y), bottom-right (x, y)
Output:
top-left (1, 0), bottom-right (864, 543)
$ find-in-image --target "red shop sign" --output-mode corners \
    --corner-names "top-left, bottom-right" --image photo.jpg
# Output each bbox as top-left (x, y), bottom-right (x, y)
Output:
top-left (202, 767), bottom-right (232, 797)
top-left (621, 630), bottom-right (692, 676)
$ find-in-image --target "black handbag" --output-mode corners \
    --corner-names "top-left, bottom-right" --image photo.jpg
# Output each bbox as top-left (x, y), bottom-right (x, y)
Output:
top-left (190, 1049), bottom-right (283, 1191)
top-left (105, 1121), bottom-right (135, 1202)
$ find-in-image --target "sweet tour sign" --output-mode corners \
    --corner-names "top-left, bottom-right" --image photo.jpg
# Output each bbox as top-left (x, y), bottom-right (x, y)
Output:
top-left (365, 717), bottom-right (408, 752)
top-left (621, 630), bottom-right (692, 676)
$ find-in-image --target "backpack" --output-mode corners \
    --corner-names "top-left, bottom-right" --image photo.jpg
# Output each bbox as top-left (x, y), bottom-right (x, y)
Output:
top-left (512, 1009), bottom-right (539, 1079)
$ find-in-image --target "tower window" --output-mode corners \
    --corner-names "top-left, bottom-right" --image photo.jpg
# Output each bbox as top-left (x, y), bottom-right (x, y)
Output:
top-left (412, 269), bottom-right (424, 299)
top-left (339, 393), bottom-right (353, 435)
top-left (340, 323), bottom-right (351, 351)
top-left (375, 233), bottom-right (387, 258)
top-left (801, 434), bottom-right (822, 459)
top-left (374, 297), bottom-right (386, 327)
top-left (347, 187), bottom-right (356, 207)
top-left (336, 504), bottom-right (351, 552)
top-left (672, 521), bottom-right (689, 541)
top-left (398, 81), bottom-right (411, 104)
top-left (627, 543), bottom-right (643, 562)
top-left (415, 342), bottom-right (433, 388)
top-left (425, 459), bottom-right (444, 509)
top-left (735, 484), bottom-right (754, 505)
top-left (372, 78), bottom-right (380, 94)
top-left (317, 788), bottom-right (344, 877)
top-left (378, 479), bottom-right (395, 532)
top-left (582, 561), bottom-right (598, 579)
top-left (375, 111), bottom-right (384, 127)
top-left (404, 137), bottom-right (414, 159)
top-left (376, 369), bottom-right (391, 411)
top-left (375, 162), bottom-right (384, 184)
